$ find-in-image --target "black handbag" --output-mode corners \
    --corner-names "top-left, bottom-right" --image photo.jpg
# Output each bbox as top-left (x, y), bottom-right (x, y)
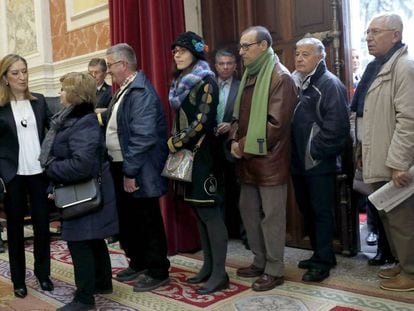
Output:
top-left (54, 178), bottom-right (102, 220)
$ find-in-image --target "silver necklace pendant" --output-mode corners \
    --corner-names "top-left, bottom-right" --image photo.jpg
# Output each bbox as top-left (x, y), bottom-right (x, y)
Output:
top-left (21, 119), bottom-right (27, 127)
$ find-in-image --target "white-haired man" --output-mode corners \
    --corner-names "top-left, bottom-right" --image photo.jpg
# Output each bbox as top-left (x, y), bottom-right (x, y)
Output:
top-left (352, 13), bottom-right (414, 291)
top-left (291, 37), bottom-right (350, 282)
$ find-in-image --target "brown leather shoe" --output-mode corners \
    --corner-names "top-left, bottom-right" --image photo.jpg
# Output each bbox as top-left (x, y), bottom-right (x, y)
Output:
top-left (378, 266), bottom-right (401, 279)
top-left (380, 275), bottom-right (414, 292)
top-left (236, 265), bottom-right (264, 278)
top-left (252, 274), bottom-right (284, 291)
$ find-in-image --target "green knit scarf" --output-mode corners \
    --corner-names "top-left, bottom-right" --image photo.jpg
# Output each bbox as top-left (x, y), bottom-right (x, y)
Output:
top-left (233, 47), bottom-right (276, 155)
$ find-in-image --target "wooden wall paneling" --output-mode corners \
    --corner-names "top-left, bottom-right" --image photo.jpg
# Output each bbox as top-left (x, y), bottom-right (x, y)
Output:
top-left (201, 0), bottom-right (239, 51)
top-left (293, 0), bottom-right (331, 38)
top-left (254, 0), bottom-right (282, 41)
top-left (236, 0), bottom-right (255, 34)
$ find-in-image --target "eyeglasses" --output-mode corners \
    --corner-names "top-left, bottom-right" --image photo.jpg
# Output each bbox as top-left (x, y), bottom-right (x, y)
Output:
top-left (238, 42), bottom-right (260, 51)
top-left (365, 28), bottom-right (395, 37)
top-left (107, 60), bottom-right (123, 69)
top-left (172, 47), bottom-right (187, 56)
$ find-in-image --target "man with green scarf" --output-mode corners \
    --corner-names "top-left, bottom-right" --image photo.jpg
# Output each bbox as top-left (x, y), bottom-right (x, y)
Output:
top-left (229, 26), bottom-right (297, 291)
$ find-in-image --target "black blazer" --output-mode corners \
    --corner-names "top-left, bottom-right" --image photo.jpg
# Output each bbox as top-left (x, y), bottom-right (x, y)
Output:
top-left (0, 93), bottom-right (51, 183)
top-left (218, 77), bottom-right (240, 162)
top-left (96, 81), bottom-right (112, 108)
top-left (222, 77), bottom-right (240, 123)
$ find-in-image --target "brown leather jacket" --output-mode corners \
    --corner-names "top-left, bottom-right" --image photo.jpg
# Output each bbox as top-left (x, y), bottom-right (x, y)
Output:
top-left (229, 61), bottom-right (297, 186)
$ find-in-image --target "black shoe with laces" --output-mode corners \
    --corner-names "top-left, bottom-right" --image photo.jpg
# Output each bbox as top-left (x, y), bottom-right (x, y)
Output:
top-left (133, 275), bottom-right (170, 292)
top-left (115, 267), bottom-right (147, 282)
top-left (302, 268), bottom-right (330, 282)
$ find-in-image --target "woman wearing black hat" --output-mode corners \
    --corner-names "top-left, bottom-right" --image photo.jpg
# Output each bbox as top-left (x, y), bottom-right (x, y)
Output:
top-left (168, 31), bottom-right (229, 295)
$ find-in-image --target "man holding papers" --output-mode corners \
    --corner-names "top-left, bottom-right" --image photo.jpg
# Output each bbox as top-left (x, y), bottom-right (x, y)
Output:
top-left (352, 13), bottom-right (414, 291)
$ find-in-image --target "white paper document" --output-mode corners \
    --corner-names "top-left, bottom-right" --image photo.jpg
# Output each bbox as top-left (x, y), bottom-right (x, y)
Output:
top-left (368, 166), bottom-right (414, 213)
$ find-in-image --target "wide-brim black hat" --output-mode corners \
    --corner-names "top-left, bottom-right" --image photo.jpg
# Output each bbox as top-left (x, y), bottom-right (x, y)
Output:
top-left (171, 31), bottom-right (207, 60)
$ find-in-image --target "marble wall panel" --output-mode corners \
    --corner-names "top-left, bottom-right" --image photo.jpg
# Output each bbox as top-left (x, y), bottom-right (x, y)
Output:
top-left (6, 0), bottom-right (37, 55)
top-left (49, 0), bottom-right (110, 62)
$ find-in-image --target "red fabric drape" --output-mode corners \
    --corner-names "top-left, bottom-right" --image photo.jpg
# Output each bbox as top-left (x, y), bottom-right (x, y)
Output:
top-left (108, 0), bottom-right (200, 255)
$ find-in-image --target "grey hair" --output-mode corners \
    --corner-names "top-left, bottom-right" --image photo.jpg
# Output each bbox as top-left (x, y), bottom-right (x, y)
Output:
top-left (215, 49), bottom-right (236, 63)
top-left (241, 26), bottom-right (272, 48)
top-left (371, 12), bottom-right (403, 34)
top-left (106, 43), bottom-right (137, 70)
top-left (296, 37), bottom-right (326, 58)
top-left (88, 58), bottom-right (107, 72)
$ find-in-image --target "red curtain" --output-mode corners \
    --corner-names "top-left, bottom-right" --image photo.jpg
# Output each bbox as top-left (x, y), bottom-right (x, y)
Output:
top-left (108, 0), bottom-right (200, 255)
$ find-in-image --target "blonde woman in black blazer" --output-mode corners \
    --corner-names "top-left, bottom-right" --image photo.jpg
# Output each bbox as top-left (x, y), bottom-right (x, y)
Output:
top-left (0, 54), bottom-right (53, 298)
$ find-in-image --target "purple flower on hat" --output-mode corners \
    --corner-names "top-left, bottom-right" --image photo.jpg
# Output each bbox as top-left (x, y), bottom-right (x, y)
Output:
top-left (193, 40), bottom-right (205, 52)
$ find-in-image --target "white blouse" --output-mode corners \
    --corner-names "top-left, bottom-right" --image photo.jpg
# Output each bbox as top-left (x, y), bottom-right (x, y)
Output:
top-left (10, 100), bottom-right (43, 175)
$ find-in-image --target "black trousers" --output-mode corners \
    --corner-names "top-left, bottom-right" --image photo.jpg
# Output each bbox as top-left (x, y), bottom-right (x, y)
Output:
top-left (222, 161), bottom-right (243, 239)
top-left (67, 239), bottom-right (112, 305)
top-left (4, 173), bottom-right (50, 287)
top-left (292, 173), bottom-right (336, 269)
top-left (110, 162), bottom-right (170, 280)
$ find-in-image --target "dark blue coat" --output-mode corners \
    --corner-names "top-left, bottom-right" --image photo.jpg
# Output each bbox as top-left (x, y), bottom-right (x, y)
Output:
top-left (107, 71), bottom-right (168, 198)
top-left (45, 104), bottom-right (118, 241)
top-left (291, 61), bottom-right (350, 175)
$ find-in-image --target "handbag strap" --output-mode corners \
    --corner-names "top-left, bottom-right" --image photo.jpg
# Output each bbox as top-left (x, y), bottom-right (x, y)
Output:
top-left (193, 134), bottom-right (206, 154)
top-left (96, 144), bottom-right (103, 184)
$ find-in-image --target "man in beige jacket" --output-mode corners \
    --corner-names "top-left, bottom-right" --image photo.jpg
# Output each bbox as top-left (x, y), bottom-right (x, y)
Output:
top-left (353, 12), bottom-right (414, 292)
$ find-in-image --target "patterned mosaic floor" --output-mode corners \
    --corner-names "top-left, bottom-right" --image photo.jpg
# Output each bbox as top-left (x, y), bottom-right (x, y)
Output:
top-left (0, 240), bottom-right (413, 311)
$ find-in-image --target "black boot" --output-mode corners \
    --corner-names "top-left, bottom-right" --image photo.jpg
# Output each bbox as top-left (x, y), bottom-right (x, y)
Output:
top-left (186, 220), bottom-right (212, 284)
top-left (196, 209), bottom-right (229, 295)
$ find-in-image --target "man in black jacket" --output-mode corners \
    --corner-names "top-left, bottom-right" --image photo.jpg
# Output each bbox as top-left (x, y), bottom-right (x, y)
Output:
top-left (88, 58), bottom-right (112, 110)
top-left (291, 37), bottom-right (350, 282)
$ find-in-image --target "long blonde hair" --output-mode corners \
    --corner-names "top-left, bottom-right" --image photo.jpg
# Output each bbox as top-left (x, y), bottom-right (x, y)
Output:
top-left (0, 54), bottom-right (36, 106)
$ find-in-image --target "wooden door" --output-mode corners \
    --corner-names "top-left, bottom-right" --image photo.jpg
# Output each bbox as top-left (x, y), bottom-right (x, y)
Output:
top-left (201, 0), bottom-right (359, 255)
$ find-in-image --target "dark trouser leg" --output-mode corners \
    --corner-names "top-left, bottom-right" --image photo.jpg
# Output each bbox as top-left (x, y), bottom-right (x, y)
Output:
top-left (223, 161), bottom-right (241, 238)
top-left (366, 199), bottom-right (379, 234)
top-left (67, 241), bottom-right (95, 305)
top-left (292, 175), bottom-right (316, 254)
top-left (91, 240), bottom-right (112, 290)
top-left (26, 174), bottom-right (51, 280)
top-left (110, 162), bottom-right (169, 279)
top-left (194, 206), bottom-right (228, 287)
top-left (308, 174), bottom-right (336, 269)
top-left (293, 174), bottom-right (336, 269)
top-left (376, 214), bottom-right (394, 259)
top-left (109, 162), bottom-right (133, 259)
top-left (4, 175), bottom-right (27, 287)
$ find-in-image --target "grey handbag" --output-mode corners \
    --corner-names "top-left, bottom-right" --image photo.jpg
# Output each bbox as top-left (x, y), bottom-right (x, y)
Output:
top-left (162, 134), bottom-right (205, 182)
top-left (162, 149), bottom-right (194, 182)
